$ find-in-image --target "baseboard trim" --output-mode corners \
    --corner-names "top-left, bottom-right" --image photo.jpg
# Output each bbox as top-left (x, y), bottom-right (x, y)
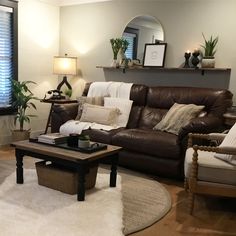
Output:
top-left (0, 129), bottom-right (44, 147)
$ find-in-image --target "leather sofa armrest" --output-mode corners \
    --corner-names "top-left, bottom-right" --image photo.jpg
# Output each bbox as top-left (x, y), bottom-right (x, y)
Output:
top-left (51, 103), bottom-right (78, 133)
top-left (178, 116), bottom-right (223, 141)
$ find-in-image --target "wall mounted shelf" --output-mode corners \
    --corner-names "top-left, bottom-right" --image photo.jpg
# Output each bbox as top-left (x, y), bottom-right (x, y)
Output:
top-left (96, 66), bottom-right (231, 76)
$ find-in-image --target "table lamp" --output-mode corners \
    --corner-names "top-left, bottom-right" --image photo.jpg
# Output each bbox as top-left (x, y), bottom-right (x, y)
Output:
top-left (53, 54), bottom-right (77, 91)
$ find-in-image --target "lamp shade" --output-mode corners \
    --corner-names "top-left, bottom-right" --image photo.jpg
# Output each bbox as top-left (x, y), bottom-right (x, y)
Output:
top-left (53, 56), bottom-right (77, 75)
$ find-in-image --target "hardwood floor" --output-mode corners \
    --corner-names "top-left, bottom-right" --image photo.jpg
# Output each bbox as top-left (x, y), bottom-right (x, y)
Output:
top-left (1, 146), bottom-right (236, 236)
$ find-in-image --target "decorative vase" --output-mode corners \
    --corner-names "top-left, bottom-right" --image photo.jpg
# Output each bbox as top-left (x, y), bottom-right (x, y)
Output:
top-left (117, 48), bottom-right (126, 68)
top-left (201, 57), bottom-right (215, 68)
top-left (111, 59), bottom-right (118, 68)
top-left (191, 50), bottom-right (200, 68)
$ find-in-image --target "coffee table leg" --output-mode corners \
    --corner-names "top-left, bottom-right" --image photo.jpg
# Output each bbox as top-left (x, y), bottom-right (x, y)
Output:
top-left (16, 149), bottom-right (24, 184)
top-left (77, 166), bottom-right (86, 201)
top-left (110, 153), bottom-right (119, 187)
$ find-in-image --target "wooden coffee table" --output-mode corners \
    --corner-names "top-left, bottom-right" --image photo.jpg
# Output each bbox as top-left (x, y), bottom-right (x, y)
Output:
top-left (12, 140), bottom-right (122, 201)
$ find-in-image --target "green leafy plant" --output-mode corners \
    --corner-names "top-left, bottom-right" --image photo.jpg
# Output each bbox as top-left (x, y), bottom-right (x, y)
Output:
top-left (64, 88), bottom-right (72, 98)
top-left (79, 134), bottom-right (90, 141)
top-left (200, 33), bottom-right (219, 57)
top-left (110, 38), bottom-right (129, 59)
top-left (11, 80), bottom-right (38, 131)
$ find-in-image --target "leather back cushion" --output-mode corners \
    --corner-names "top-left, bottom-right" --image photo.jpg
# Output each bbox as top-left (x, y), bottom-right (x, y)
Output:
top-left (139, 86), bottom-right (233, 129)
top-left (82, 83), bottom-right (148, 106)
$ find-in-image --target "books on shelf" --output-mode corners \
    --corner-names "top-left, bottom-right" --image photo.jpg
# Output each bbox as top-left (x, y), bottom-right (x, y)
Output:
top-left (38, 133), bottom-right (68, 144)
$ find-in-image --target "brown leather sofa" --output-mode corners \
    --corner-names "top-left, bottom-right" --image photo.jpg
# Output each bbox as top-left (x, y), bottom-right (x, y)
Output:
top-left (51, 84), bottom-right (233, 178)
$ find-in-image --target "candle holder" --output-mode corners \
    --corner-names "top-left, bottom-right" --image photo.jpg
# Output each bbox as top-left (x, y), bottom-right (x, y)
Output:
top-left (183, 52), bottom-right (191, 68)
top-left (191, 50), bottom-right (200, 68)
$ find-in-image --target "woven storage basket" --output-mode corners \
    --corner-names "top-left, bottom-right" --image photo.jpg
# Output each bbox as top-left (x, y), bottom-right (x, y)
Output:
top-left (35, 161), bottom-right (98, 195)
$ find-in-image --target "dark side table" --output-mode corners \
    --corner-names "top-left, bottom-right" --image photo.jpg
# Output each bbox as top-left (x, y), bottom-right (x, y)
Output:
top-left (41, 99), bottom-right (77, 134)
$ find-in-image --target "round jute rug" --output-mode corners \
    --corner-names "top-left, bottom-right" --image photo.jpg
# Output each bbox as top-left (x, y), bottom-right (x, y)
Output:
top-left (100, 166), bottom-right (172, 235)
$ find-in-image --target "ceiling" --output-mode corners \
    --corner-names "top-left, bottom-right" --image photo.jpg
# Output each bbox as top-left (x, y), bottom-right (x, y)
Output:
top-left (40, 0), bottom-right (112, 6)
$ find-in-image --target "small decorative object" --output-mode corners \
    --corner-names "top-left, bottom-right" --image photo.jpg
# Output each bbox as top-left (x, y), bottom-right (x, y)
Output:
top-left (78, 134), bottom-right (90, 148)
top-left (64, 88), bottom-right (72, 99)
top-left (200, 33), bottom-right (219, 68)
top-left (143, 43), bottom-right (167, 67)
top-left (191, 49), bottom-right (200, 68)
top-left (67, 133), bottom-right (79, 147)
top-left (11, 80), bottom-right (38, 141)
top-left (110, 38), bottom-right (129, 68)
top-left (183, 50), bottom-right (191, 68)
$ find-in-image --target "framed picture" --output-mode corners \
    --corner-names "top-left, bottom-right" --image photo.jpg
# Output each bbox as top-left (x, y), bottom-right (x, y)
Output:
top-left (143, 43), bottom-right (167, 67)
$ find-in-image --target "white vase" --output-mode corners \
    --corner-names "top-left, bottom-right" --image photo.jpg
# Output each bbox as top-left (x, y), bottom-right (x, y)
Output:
top-left (117, 48), bottom-right (126, 67)
top-left (111, 59), bottom-right (118, 68)
top-left (201, 57), bottom-right (215, 68)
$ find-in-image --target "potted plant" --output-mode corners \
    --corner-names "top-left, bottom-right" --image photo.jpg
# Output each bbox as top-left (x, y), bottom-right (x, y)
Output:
top-left (200, 33), bottom-right (219, 68)
top-left (11, 80), bottom-right (38, 141)
top-left (64, 88), bottom-right (72, 99)
top-left (110, 38), bottom-right (129, 67)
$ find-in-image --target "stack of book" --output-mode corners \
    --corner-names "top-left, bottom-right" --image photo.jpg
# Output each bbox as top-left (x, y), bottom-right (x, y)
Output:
top-left (38, 133), bottom-right (68, 144)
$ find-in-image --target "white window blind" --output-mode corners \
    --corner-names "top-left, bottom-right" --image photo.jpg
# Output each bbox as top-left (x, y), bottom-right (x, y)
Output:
top-left (123, 32), bottom-right (136, 60)
top-left (0, 6), bottom-right (13, 108)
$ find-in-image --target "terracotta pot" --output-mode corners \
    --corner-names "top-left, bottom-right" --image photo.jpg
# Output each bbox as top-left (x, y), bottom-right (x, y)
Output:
top-left (201, 57), bottom-right (215, 68)
top-left (12, 130), bottom-right (30, 142)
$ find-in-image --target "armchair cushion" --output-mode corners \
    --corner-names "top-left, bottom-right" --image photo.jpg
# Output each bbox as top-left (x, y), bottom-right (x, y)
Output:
top-left (214, 123), bottom-right (236, 165)
top-left (185, 148), bottom-right (236, 185)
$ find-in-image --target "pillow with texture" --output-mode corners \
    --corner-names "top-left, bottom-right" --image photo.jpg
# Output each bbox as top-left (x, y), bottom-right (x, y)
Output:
top-left (75, 96), bottom-right (104, 120)
top-left (153, 103), bottom-right (205, 135)
top-left (80, 103), bottom-right (120, 126)
top-left (104, 97), bottom-right (133, 127)
top-left (214, 123), bottom-right (236, 165)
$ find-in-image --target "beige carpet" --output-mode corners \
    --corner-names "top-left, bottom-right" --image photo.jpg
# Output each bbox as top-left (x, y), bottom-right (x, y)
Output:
top-left (100, 166), bottom-right (172, 235)
top-left (0, 170), bottom-right (123, 236)
top-left (0, 158), bottom-right (171, 235)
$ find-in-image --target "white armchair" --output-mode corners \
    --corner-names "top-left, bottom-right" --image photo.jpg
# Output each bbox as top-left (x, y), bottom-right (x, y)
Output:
top-left (185, 133), bottom-right (236, 215)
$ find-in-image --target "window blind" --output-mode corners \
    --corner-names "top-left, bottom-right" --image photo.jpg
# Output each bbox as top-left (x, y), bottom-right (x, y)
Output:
top-left (0, 6), bottom-right (13, 108)
top-left (123, 32), bottom-right (136, 60)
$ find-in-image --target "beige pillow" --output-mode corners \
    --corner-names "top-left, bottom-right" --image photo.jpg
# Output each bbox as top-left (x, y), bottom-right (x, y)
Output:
top-left (75, 96), bottom-right (104, 120)
top-left (153, 103), bottom-right (205, 135)
top-left (80, 103), bottom-right (120, 126)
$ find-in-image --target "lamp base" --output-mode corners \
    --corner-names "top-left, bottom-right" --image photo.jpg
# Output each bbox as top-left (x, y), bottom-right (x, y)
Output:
top-left (57, 76), bottom-right (72, 91)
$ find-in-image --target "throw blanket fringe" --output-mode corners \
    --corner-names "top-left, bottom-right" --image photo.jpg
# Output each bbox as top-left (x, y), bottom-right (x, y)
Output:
top-left (60, 120), bottom-right (117, 135)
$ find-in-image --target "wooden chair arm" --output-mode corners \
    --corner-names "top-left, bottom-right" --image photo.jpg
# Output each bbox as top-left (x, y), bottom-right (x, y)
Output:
top-left (188, 133), bottom-right (226, 148)
top-left (193, 144), bottom-right (236, 155)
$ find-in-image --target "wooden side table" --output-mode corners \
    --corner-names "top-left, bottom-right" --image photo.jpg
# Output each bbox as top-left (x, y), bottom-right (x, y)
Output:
top-left (41, 99), bottom-right (77, 134)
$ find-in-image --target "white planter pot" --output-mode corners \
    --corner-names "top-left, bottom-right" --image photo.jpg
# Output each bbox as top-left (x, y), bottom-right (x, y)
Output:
top-left (78, 139), bottom-right (90, 148)
top-left (201, 57), bottom-right (215, 68)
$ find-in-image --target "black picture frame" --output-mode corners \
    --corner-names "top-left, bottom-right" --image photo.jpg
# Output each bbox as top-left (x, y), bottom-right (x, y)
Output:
top-left (143, 43), bottom-right (167, 67)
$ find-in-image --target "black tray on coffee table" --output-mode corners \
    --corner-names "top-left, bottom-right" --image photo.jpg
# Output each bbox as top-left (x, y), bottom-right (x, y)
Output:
top-left (29, 138), bottom-right (107, 153)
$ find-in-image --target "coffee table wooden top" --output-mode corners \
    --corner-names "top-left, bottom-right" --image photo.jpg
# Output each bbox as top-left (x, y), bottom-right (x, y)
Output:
top-left (12, 140), bottom-right (122, 163)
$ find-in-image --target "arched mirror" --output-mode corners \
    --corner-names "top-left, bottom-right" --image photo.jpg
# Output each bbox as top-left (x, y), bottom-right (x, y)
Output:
top-left (122, 15), bottom-right (164, 63)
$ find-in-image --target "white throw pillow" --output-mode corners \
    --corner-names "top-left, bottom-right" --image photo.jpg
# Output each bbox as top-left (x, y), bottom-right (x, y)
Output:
top-left (214, 123), bottom-right (236, 165)
top-left (104, 97), bottom-right (133, 127)
top-left (80, 103), bottom-right (120, 126)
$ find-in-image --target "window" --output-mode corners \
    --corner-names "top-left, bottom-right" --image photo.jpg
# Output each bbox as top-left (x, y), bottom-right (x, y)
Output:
top-left (122, 27), bottom-right (139, 60)
top-left (0, 0), bottom-right (18, 115)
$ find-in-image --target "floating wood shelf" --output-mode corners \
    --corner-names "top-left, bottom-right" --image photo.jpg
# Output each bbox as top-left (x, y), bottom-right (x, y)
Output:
top-left (96, 66), bottom-right (230, 75)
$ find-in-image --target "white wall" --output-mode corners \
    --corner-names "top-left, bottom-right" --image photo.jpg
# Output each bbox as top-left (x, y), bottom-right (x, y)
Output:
top-left (60, 0), bottom-right (236, 101)
top-left (0, 0), bottom-right (60, 146)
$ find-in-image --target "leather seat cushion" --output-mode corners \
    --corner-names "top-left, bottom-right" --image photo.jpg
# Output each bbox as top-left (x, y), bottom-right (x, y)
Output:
top-left (112, 129), bottom-right (181, 159)
top-left (82, 128), bottom-right (124, 144)
top-left (185, 148), bottom-right (236, 185)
